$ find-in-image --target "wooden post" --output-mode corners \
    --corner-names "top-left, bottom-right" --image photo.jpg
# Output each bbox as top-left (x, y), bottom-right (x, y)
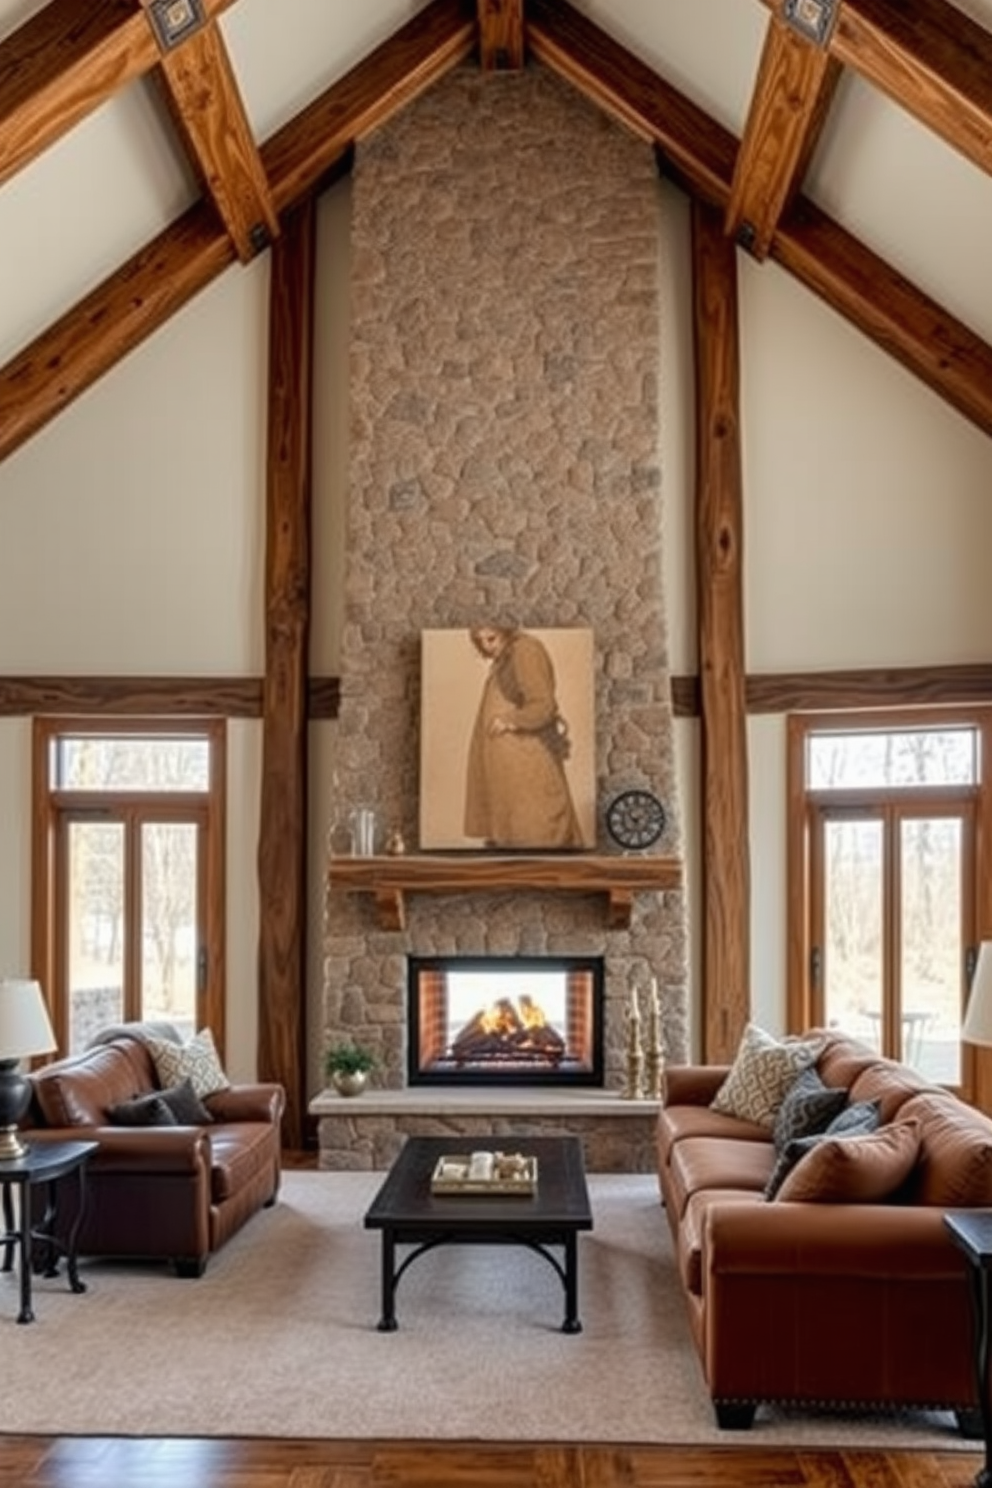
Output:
top-left (691, 199), bottom-right (751, 1062)
top-left (257, 198), bottom-right (315, 1147)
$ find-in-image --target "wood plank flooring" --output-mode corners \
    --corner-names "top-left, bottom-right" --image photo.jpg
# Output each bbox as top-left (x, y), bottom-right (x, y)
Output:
top-left (1, 1154), bottom-right (984, 1486)
top-left (0, 1438), bottom-right (982, 1487)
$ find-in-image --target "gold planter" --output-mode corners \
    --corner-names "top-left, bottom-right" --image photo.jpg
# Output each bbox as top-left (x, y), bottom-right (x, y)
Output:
top-left (331, 1070), bottom-right (369, 1097)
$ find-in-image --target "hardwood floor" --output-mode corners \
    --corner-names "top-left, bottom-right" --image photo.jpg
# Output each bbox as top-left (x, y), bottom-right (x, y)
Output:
top-left (0, 1438), bottom-right (982, 1488)
top-left (2, 1154), bottom-right (983, 1486)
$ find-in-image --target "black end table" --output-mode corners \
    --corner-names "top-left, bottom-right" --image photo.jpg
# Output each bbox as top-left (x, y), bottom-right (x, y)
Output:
top-left (363, 1134), bottom-right (593, 1333)
top-left (945, 1210), bottom-right (992, 1487)
top-left (0, 1138), bottom-right (98, 1324)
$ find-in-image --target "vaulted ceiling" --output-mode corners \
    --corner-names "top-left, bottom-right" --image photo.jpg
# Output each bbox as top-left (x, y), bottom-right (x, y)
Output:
top-left (2, 0), bottom-right (992, 465)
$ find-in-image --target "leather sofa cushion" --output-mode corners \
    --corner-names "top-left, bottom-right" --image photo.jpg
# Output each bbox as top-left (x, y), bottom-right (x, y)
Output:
top-left (32, 1039), bottom-right (158, 1126)
top-left (899, 1092), bottom-right (992, 1206)
top-left (668, 1134), bottom-right (774, 1218)
top-left (657, 1104), bottom-right (768, 1167)
top-left (814, 1035), bottom-right (885, 1093)
top-left (847, 1060), bottom-right (935, 1123)
top-left (209, 1123), bottom-right (280, 1202)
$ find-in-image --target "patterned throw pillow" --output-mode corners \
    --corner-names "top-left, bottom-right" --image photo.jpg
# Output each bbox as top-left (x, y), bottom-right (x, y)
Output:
top-left (772, 1067), bottom-right (849, 1154)
top-left (710, 1024), bottom-right (819, 1129)
top-left (147, 1027), bottom-right (230, 1100)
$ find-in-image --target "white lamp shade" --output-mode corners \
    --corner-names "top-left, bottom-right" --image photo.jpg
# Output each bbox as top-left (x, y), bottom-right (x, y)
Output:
top-left (0, 979), bottom-right (57, 1061)
top-left (962, 944), bottom-right (992, 1047)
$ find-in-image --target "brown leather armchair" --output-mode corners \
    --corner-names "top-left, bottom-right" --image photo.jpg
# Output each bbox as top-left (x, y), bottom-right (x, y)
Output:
top-left (26, 1032), bottom-right (284, 1276)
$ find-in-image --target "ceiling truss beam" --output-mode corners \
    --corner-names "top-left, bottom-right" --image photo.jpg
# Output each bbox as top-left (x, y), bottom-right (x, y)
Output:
top-left (761, 0), bottom-right (992, 179)
top-left (726, 15), bottom-right (842, 259)
top-left (0, 0), bottom-right (237, 191)
top-left (141, 7), bottom-right (279, 261)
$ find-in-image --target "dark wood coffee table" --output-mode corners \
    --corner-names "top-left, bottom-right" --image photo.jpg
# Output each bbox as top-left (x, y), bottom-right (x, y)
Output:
top-left (363, 1134), bottom-right (593, 1333)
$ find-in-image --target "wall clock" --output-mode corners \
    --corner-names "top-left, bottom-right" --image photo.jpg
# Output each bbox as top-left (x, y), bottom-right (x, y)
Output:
top-left (605, 790), bottom-right (666, 850)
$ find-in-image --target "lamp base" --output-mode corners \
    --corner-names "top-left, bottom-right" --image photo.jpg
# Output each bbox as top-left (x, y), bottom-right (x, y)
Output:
top-left (0, 1060), bottom-right (32, 1162)
top-left (0, 1124), bottom-right (29, 1161)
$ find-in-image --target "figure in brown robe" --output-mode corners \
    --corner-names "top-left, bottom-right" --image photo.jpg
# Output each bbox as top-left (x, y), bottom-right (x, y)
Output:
top-left (463, 627), bottom-right (584, 849)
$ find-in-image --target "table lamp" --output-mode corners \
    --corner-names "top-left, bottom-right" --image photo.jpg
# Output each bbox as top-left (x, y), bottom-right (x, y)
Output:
top-left (0, 979), bottom-right (56, 1160)
top-left (962, 943), bottom-right (992, 1048)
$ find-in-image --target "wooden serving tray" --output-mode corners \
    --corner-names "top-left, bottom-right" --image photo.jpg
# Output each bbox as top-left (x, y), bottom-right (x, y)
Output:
top-left (430, 1152), bottom-right (538, 1195)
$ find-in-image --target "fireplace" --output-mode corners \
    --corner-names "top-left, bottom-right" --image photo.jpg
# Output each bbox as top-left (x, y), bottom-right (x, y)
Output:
top-left (407, 956), bottom-right (605, 1087)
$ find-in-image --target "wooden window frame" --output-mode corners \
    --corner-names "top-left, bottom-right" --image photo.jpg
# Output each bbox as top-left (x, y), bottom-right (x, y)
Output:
top-left (787, 705), bottom-right (992, 1104)
top-left (31, 718), bottom-right (227, 1056)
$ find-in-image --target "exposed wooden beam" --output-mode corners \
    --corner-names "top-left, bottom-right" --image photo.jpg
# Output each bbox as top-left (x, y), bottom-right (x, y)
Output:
top-left (0, 0), bottom-right (237, 191)
top-left (144, 14), bottom-right (279, 262)
top-left (526, 0), bottom-right (992, 439)
top-left (257, 199), bottom-right (315, 1152)
top-left (762, 0), bottom-right (992, 179)
top-left (2, 662), bottom-right (989, 721)
top-left (478, 0), bottom-right (525, 70)
top-left (0, 0), bottom-right (474, 463)
top-left (692, 199), bottom-right (751, 1066)
top-left (0, 676), bottom-right (262, 716)
top-left (726, 15), bottom-right (841, 259)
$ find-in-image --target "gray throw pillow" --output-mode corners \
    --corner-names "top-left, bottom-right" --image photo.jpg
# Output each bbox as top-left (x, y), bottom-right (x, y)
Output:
top-left (107, 1092), bottom-right (179, 1127)
top-left (772, 1067), bottom-right (849, 1154)
top-left (160, 1076), bottom-right (213, 1125)
top-left (765, 1096), bottom-right (882, 1200)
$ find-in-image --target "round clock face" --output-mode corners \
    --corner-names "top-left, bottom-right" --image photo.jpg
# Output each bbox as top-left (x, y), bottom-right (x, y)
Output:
top-left (606, 790), bottom-right (666, 850)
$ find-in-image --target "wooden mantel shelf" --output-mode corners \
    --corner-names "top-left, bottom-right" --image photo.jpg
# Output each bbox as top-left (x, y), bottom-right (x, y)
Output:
top-left (328, 853), bottom-right (682, 931)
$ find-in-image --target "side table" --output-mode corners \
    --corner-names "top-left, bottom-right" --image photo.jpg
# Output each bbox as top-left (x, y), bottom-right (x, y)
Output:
top-left (0, 1138), bottom-right (98, 1324)
top-left (945, 1210), bottom-right (992, 1488)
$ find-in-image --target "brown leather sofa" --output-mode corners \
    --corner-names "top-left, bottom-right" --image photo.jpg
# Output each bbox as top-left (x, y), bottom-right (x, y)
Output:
top-left (27, 1032), bottom-right (285, 1276)
top-left (657, 1028), bottom-right (992, 1431)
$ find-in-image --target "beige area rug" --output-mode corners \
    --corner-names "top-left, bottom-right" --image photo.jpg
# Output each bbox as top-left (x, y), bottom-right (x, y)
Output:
top-left (0, 1171), bottom-right (973, 1446)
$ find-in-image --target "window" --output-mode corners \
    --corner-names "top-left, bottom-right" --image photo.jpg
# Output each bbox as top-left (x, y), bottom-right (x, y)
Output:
top-left (787, 709), bottom-right (992, 1096)
top-left (32, 720), bottom-right (226, 1057)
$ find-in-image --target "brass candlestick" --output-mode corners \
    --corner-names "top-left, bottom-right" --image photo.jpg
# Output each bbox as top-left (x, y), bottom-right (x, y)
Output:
top-left (622, 990), bottom-right (644, 1100)
top-left (644, 977), bottom-right (666, 1101)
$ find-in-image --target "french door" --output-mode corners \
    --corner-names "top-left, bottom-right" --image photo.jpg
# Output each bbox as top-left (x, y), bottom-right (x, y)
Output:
top-left (807, 799), bottom-right (975, 1089)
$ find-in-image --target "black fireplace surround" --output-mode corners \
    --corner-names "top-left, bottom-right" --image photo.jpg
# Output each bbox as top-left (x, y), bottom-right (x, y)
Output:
top-left (407, 955), bottom-right (604, 1087)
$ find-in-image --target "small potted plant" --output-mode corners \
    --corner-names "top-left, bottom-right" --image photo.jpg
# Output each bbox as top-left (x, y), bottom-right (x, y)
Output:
top-left (324, 1039), bottom-right (378, 1097)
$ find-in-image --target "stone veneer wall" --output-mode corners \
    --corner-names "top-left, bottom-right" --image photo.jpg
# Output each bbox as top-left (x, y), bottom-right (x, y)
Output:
top-left (324, 64), bottom-right (688, 1120)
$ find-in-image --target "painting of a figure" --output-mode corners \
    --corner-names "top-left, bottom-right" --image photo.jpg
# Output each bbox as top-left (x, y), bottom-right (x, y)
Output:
top-left (420, 627), bottom-right (596, 851)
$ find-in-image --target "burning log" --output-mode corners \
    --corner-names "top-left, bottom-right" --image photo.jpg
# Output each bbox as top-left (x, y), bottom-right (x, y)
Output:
top-left (450, 996), bottom-right (566, 1065)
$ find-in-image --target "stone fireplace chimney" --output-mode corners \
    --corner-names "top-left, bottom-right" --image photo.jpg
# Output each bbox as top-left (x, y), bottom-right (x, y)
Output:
top-left (324, 63), bottom-right (688, 1102)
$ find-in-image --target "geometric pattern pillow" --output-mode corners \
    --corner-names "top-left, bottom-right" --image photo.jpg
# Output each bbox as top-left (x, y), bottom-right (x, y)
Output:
top-left (772, 1066), bottom-right (849, 1154)
top-left (774, 1117), bottom-right (921, 1203)
top-left (146, 1027), bottom-right (230, 1099)
top-left (710, 1023), bottom-right (818, 1129)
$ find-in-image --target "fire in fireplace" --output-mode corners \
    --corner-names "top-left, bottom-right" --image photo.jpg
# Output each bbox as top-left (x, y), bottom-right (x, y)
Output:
top-left (407, 955), bottom-right (604, 1086)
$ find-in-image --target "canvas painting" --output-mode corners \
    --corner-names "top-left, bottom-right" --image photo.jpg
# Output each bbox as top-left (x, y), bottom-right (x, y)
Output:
top-left (420, 627), bottom-right (596, 851)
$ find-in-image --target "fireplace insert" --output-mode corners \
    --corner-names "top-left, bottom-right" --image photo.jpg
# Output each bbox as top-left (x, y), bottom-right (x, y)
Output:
top-left (407, 955), bottom-right (604, 1086)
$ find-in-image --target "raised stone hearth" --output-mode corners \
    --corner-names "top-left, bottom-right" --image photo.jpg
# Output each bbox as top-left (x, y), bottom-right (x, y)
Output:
top-left (312, 1089), bottom-right (660, 1173)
